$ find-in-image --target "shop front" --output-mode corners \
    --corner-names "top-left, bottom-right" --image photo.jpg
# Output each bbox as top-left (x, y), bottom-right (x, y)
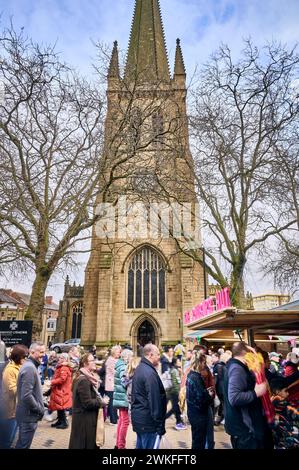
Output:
top-left (183, 289), bottom-right (299, 353)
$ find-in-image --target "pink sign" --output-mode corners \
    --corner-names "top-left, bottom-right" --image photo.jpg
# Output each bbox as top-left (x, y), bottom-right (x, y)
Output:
top-left (184, 287), bottom-right (231, 325)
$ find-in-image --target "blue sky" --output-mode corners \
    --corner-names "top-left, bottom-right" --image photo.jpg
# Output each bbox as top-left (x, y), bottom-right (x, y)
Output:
top-left (0, 0), bottom-right (298, 300)
top-left (1, 0), bottom-right (298, 79)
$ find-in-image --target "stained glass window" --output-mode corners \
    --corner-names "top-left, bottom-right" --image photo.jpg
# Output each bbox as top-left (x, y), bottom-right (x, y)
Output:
top-left (127, 246), bottom-right (166, 309)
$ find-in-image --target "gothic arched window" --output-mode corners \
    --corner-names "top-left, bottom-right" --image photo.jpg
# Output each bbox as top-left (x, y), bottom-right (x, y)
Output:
top-left (71, 302), bottom-right (83, 338)
top-left (128, 247), bottom-right (166, 309)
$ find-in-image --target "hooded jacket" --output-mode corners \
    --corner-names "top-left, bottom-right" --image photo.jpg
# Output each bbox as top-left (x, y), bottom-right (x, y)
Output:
top-left (48, 363), bottom-right (72, 411)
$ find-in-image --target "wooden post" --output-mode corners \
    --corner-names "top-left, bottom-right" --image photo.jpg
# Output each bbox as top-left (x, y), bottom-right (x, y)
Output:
top-left (246, 328), bottom-right (255, 347)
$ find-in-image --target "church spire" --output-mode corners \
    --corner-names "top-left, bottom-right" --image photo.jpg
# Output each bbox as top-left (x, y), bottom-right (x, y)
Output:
top-left (174, 38), bottom-right (186, 77)
top-left (108, 41), bottom-right (120, 79)
top-left (125, 0), bottom-right (170, 82)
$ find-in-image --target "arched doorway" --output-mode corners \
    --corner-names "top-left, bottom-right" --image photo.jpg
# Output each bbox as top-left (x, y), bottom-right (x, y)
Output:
top-left (137, 320), bottom-right (155, 346)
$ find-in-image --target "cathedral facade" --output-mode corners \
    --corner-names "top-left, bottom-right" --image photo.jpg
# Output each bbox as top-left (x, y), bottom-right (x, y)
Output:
top-left (56, 0), bottom-right (206, 351)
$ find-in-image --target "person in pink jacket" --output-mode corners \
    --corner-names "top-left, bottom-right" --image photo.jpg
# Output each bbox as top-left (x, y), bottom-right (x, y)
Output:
top-left (105, 345), bottom-right (122, 424)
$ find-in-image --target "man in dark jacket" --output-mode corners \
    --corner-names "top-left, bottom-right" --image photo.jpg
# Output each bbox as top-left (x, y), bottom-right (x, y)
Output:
top-left (131, 344), bottom-right (167, 449)
top-left (161, 346), bottom-right (174, 374)
top-left (223, 342), bottom-right (269, 449)
top-left (15, 342), bottom-right (45, 449)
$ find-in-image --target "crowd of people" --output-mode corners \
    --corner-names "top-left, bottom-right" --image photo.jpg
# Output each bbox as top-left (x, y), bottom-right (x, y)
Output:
top-left (0, 339), bottom-right (298, 450)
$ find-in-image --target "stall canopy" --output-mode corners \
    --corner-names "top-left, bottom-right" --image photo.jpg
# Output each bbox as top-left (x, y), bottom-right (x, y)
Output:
top-left (186, 307), bottom-right (299, 335)
top-left (185, 330), bottom-right (219, 339)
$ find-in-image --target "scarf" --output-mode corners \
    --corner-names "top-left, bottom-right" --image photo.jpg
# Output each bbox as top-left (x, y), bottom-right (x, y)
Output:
top-left (80, 367), bottom-right (99, 388)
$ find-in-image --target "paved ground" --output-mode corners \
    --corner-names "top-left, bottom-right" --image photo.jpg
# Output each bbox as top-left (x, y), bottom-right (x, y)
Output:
top-left (30, 412), bottom-right (231, 449)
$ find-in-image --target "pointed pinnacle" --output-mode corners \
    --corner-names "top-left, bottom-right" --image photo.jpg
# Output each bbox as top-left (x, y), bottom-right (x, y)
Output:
top-left (108, 40), bottom-right (120, 79)
top-left (174, 37), bottom-right (186, 76)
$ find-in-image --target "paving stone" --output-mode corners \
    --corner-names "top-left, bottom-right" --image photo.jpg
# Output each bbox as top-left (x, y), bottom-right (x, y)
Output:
top-left (30, 415), bottom-right (231, 449)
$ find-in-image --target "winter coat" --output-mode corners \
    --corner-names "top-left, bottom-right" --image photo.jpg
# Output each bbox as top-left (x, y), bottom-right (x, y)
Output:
top-left (213, 361), bottom-right (226, 400)
top-left (131, 357), bottom-right (166, 435)
top-left (2, 361), bottom-right (21, 419)
top-left (223, 358), bottom-right (267, 440)
top-left (161, 354), bottom-right (173, 374)
top-left (69, 374), bottom-right (103, 449)
top-left (113, 359), bottom-right (128, 409)
top-left (104, 356), bottom-right (117, 392)
top-left (16, 358), bottom-right (44, 423)
top-left (48, 363), bottom-right (72, 411)
top-left (284, 361), bottom-right (299, 403)
top-left (186, 369), bottom-right (213, 417)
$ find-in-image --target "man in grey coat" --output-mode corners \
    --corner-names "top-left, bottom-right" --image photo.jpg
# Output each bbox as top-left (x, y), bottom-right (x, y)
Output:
top-left (15, 342), bottom-right (46, 449)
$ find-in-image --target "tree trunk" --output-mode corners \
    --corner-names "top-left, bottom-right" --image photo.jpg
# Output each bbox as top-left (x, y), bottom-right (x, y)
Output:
top-left (26, 268), bottom-right (51, 341)
top-left (230, 261), bottom-right (246, 308)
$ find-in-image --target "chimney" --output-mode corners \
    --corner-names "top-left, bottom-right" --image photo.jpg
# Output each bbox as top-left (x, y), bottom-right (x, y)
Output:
top-left (45, 296), bottom-right (53, 305)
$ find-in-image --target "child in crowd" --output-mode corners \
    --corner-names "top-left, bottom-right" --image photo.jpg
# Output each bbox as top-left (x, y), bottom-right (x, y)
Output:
top-left (270, 378), bottom-right (299, 449)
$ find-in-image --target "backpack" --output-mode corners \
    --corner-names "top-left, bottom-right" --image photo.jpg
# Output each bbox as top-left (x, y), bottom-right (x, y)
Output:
top-left (174, 345), bottom-right (183, 356)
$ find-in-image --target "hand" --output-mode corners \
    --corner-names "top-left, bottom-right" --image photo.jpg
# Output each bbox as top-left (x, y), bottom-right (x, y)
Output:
top-left (101, 396), bottom-right (110, 406)
top-left (254, 382), bottom-right (267, 397)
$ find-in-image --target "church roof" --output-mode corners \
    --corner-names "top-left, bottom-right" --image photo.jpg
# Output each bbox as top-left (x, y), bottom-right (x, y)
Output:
top-left (125, 0), bottom-right (170, 82)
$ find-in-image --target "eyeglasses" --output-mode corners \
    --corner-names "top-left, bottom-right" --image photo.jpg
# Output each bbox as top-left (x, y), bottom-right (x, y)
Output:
top-left (88, 359), bottom-right (96, 363)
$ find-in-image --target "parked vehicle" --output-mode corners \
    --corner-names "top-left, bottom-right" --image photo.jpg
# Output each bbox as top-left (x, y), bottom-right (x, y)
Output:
top-left (50, 339), bottom-right (80, 353)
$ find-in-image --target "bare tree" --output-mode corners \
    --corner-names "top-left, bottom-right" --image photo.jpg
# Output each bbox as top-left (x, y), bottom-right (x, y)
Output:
top-left (0, 27), bottom-right (181, 337)
top-left (262, 131), bottom-right (299, 295)
top-left (181, 40), bottom-right (299, 306)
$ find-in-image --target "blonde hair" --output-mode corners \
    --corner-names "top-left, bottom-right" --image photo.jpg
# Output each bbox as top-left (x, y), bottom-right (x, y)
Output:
top-left (111, 345), bottom-right (121, 357)
top-left (127, 356), bottom-right (141, 376)
top-left (121, 349), bottom-right (133, 363)
top-left (190, 351), bottom-right (206, 372)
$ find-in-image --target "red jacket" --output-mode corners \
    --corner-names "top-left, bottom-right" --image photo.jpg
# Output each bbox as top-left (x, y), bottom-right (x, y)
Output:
top-left (284, 362), bottom-right (299, 403)
top-left (49, 364), bottom-right (72, 411)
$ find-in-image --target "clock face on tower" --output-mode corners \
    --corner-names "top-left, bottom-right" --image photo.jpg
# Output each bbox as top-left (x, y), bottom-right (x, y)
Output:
top-left (132, 171), bottom-right (158, 194)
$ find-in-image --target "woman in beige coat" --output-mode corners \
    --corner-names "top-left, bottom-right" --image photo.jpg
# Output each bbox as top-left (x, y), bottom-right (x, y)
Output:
top-left (0, 344), bottom-right (28, 448)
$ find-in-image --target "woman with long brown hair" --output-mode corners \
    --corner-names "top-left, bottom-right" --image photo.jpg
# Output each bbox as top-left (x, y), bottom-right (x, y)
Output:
top-left (69, 353), bottom-right (109, 449)
top-left (186, 352), bottom-right (214, 449)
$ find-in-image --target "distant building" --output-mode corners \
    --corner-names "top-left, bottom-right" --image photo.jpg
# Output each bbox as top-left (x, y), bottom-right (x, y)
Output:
top-left (0, 289), bottom-right (26, 320)
top-left (55, 276), bottom-right (84, 343)
top-left (253, 293), bottom-right (290, 311)
top-left (42, 296), bottom-right (59, 347)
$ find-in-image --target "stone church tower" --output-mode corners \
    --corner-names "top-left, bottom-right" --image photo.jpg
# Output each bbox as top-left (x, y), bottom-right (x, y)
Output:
top-left (79, 0), bottom-right (206, 350)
